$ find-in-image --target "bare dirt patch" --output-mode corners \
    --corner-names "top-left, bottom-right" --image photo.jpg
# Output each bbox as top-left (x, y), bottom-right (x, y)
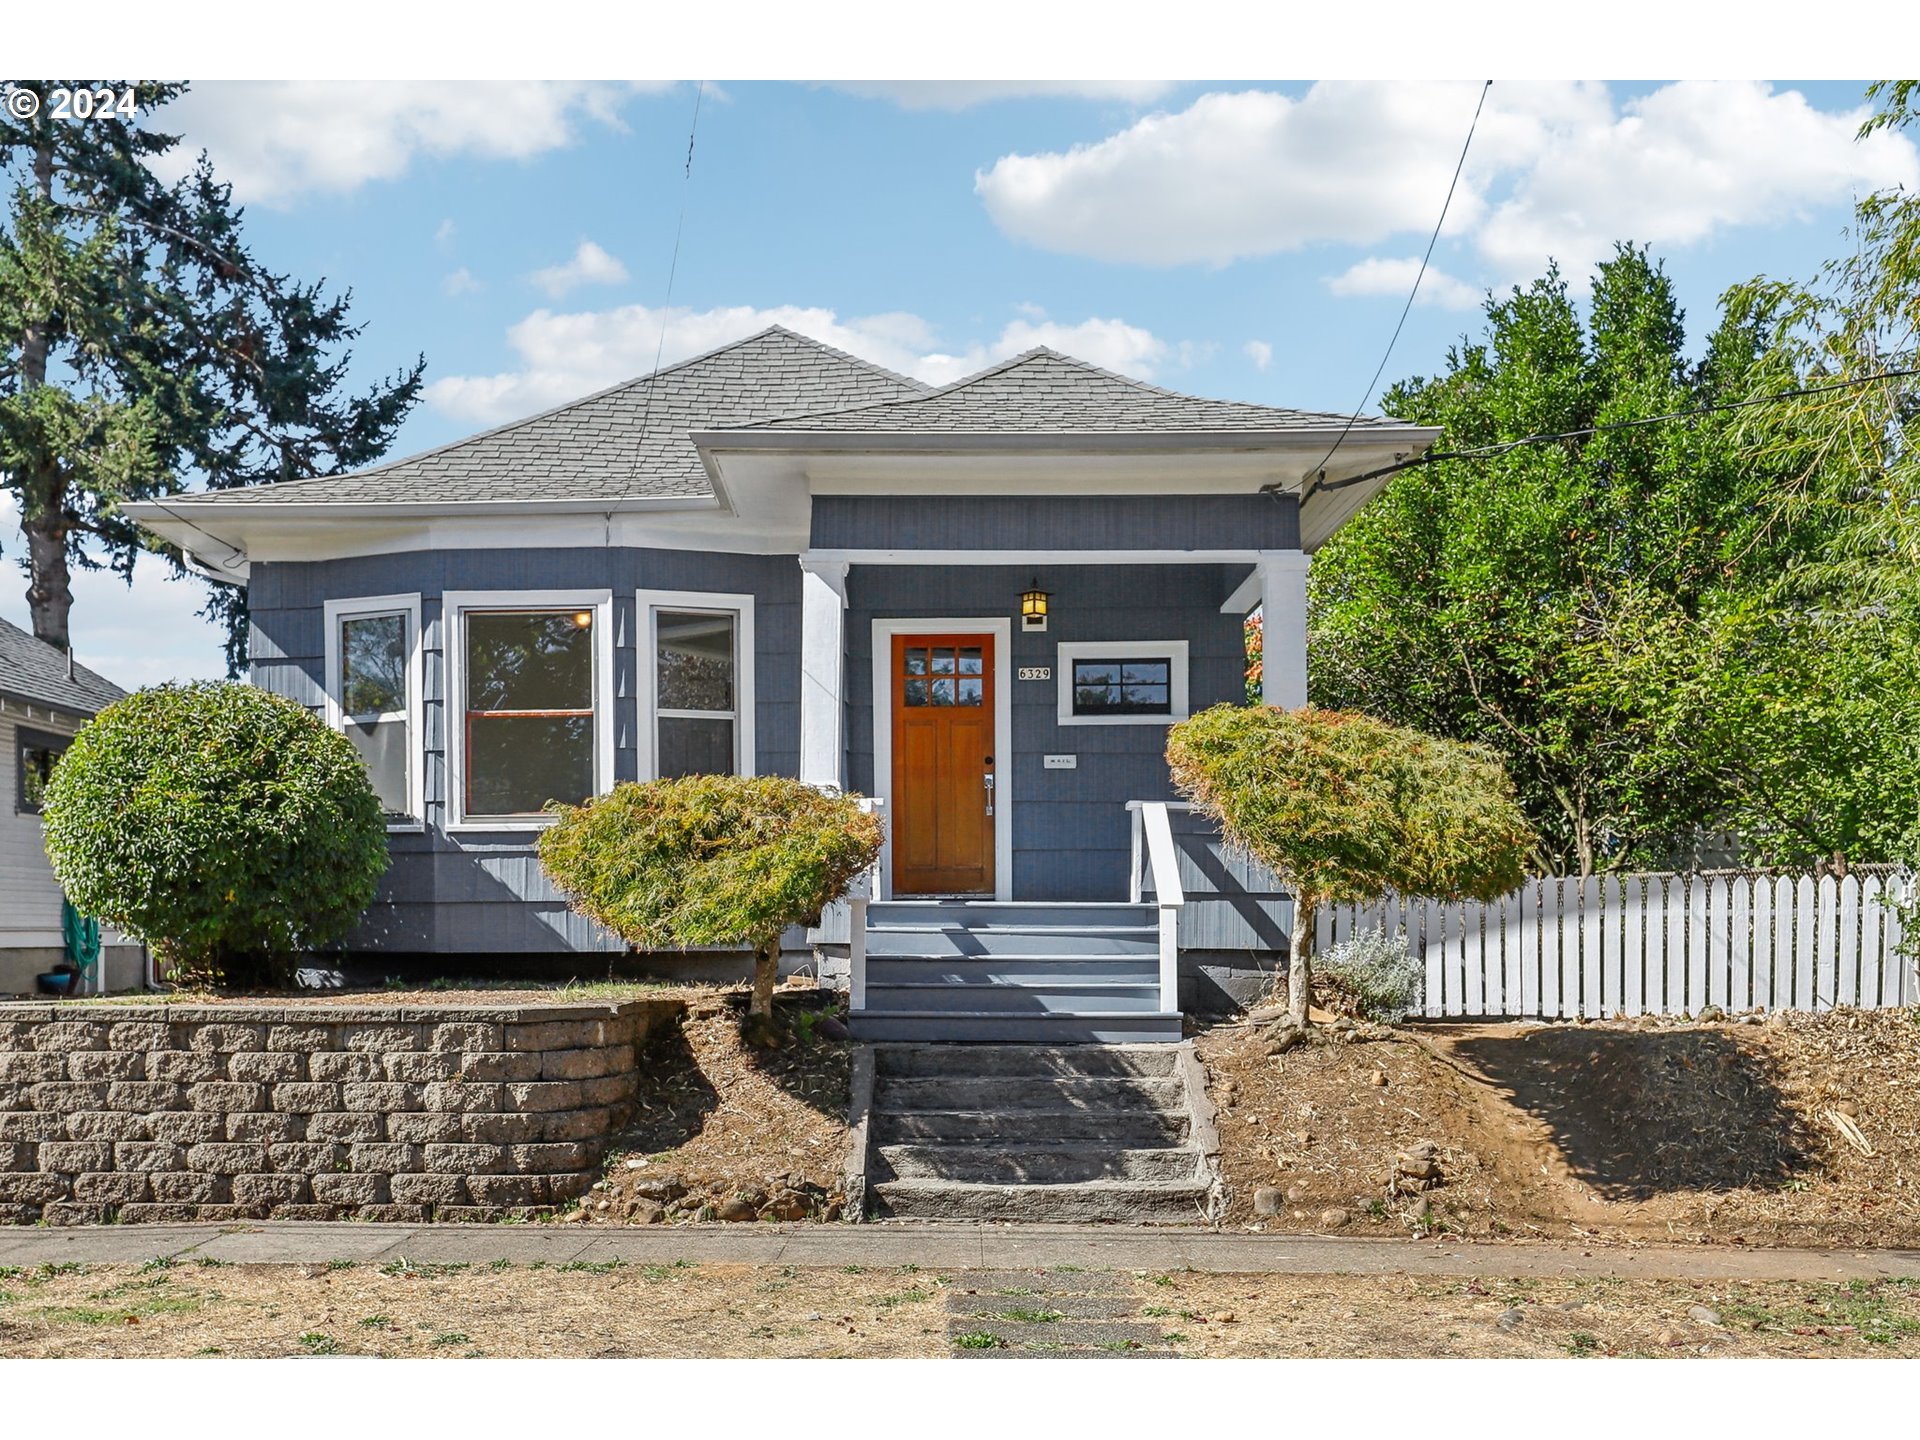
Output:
top-left (571, 987), bottom-right (853, 1225)
top-left (1201, 1006), bottom-right (1920, 1246)
top-left (2, 1261), bottom-right (1913, 1358)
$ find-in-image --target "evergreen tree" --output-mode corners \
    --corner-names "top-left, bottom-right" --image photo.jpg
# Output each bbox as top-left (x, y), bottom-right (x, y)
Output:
top-left (1, 80), bottom-right (423, 669)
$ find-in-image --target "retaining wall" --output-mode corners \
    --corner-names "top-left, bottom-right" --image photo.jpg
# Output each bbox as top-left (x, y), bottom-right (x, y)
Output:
top-left (0, 998), bottom-right (681, 1225)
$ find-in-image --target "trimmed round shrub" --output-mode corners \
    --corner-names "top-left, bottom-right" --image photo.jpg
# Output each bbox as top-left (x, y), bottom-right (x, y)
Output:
top-left (41, 681), bottom-right (389, 989)
top-left (537, 774), bottom-right (884, 1028)
top-left (1315, 931), bottom-right (1425, 1023)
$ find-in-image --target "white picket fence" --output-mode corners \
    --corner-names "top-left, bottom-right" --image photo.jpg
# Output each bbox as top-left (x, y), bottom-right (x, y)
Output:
top-left (1317, 870), bottom-right (1916, 1019)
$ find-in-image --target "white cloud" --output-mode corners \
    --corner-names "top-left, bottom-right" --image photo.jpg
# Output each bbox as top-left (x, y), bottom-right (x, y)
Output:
top-left (975, 80), bottom-right (1920, 282)
top-left (1325, 256), bottom-right (1482, 310)
top-left (529, 241), bottom-right (630, 300)
top-left (425, 303), bottom-right (1179, 426)
top-left (0, 495), bottom-right (228, 688)
top-left (148, 81), bottom-right (664, 204)
top-left (1243, 340), bottom-right (1273, 371)
top-left (442, 267), bottom-right (481, 297)
top-left (434, 218), bottom-right (457, 249)
top-left (830, 82), bottom-right (1175, 111)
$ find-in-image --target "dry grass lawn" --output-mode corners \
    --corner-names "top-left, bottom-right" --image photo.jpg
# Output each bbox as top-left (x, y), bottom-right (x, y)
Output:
top-left (2, 1260), bottom-right (1916, 1358)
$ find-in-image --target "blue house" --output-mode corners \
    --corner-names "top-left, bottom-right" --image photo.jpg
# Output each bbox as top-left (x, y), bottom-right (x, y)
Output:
top-left (128, 327), bottom-right (1436, 1040)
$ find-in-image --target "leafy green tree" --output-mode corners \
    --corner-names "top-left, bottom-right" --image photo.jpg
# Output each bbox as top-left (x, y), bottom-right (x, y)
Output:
top-left (41, 682), bottom-right (389, 989)
top-left (1165, 705), bottom-right (1533, 1026)
top-left (1, 81), bottom-right (423, 668)
top-left (1309, 245), bottom-right (1831, 873)
top-left (537, 775), bottom-right (884, 1036)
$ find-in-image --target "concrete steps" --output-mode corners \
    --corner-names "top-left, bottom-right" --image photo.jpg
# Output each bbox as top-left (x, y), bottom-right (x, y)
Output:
top-left (856, 1043), bottom-right (1224, 1224)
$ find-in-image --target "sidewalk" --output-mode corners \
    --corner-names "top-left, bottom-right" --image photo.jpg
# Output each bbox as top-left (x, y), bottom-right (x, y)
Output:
top-left (4, 1222), bottom-right (1918, 1281)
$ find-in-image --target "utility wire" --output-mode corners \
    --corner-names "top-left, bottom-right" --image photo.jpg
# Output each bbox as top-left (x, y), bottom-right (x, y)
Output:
top-left (608, 79), bottom-right (705, 535)
top-left (1300, 365), bottom-right (1920, 497)
top-left (1296, 80), bottom-right (1492, 490)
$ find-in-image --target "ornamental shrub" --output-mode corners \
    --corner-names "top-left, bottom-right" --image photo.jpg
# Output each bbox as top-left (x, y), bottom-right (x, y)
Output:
top-left (41, 681), bottom-right (389, 989)
top-left (1315, 931), bottom-right (1425, 1024)
top-left (1166, 704), bottom-right (1533, 1025)
top-left (537, 774), bottom-right (884, 1030)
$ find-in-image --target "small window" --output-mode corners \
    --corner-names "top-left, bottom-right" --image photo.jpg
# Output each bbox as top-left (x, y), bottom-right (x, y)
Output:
top-left (1071, 657), bottom-right (1172, 716)
top-left (464, 608), bottom-right (598, 817)
top-left (16, 727), bottom-right (68, 815)
top-left (1055, 641), bottom-right (1189, 727)
top-left (900, 644), bottom-right (985, 708)
top-left (325, 596), bottom-right (420, 824)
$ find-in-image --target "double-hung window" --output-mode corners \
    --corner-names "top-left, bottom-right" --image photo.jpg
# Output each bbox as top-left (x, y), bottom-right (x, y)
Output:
top-left (638, 589), bottom-right (755, 780)
top-left (449, 592), bottom-right (611, 824)
top-left (324, 595), bottom-right (422, 825)
top-left (1055, 640), bottom-right (1190, 727)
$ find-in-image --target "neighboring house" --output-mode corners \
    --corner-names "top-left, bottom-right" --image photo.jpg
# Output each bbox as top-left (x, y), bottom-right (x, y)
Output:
top-left (127, 327), bottom-right (1438, 1038)
top-left (0, 617), bottom-right (142, 995)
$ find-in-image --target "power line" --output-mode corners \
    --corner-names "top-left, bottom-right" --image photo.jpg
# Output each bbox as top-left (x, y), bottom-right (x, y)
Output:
top-left (608, 79), bottom-right (706, 534)
top-left (1301, 365), bottom-right (1920, 498)
top-left (1297, 80), bottom-right (1492, 488)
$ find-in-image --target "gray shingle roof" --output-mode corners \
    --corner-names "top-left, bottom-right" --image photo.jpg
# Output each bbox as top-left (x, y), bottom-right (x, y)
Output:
top-left (183, 327), bottom-right (927, 507)
top-left (0, 617), bottom-right (126, 716)
top-left (736, 348), bottom-right (1408, 435)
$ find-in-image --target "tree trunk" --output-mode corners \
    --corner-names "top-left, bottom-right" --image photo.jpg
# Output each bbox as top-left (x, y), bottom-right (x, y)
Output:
top-left (18, 130), bottom-right (71, 651)
top-left (1288, 894), bottom-right (1317, 1026)
top-left (749, 936), bottom-right (780, 1020)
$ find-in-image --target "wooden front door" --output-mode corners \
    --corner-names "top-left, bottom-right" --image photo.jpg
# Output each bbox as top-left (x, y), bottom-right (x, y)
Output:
top-left (891, 633), bottom-right (996, 895)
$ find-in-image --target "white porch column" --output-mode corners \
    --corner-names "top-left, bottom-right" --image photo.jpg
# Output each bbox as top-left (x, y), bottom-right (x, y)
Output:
top-left (1257, 550), bottom-right (1310, 710)
top-left (798, 557), bottom-right (849, 787)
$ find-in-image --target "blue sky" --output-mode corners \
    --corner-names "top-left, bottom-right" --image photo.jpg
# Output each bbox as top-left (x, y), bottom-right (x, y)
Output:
top-left (4, 78), bottom-right (1913, 686)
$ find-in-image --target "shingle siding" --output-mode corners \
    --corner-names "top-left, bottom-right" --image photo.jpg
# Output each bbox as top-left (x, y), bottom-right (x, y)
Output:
top-left (251, 546), bottom-right (802, 954)
top-left (844, 562), bottom-right (1248, 903)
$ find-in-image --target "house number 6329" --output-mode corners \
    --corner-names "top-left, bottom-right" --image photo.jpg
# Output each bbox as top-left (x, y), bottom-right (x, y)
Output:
top-left (1018, 666), bottom-right (1051, 681)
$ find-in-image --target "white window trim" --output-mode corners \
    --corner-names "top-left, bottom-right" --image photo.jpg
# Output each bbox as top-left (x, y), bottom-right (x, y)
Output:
top-left (871, 617), bottom-right (1013, 902)
top-left (443, 589), bottom-right (615, 832)
top-left (636, 588), bottom-right (757, 781)
top-left (322, 593), bottom-right (424, 831)
top-left (1055, 640), bottom-right (1190, 728)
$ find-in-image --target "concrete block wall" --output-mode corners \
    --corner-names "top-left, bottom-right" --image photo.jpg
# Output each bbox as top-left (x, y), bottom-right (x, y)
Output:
top-left (0, 998), bottom-right (681, 1225)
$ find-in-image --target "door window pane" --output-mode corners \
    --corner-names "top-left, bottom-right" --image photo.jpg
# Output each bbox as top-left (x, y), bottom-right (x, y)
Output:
top-left (656, 611), bottom-right (735, 711)
top-left (467, 714), bottom-right (595, 815)
top-left (466, 611), bottom-right (593, 712)
top-left (341, 614), bottom-right (406, 716)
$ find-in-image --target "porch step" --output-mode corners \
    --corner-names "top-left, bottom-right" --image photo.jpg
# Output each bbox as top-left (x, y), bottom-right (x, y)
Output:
top-left (864, 927), bottom-right (1159, 958)
top-left (865, 956), bottom-right (1159, 986)
top-left (863, 982), bottom-right (1164, 1014)
top-left (878, 1143), bottom-right (1207, 1185)
top-left (849, 1011), bottom-right (1183, 1045)
top-left (875, 1073), bottom-right (1187, 1111)
top-left (857, 1041), bottom-right (1224, 1223)
top-left (872, 1177), bottom-right (1215, 1223)
top-left (874, 1043), bottom-right (1180, 1079)
top-left (872, 1106), bottom-right (1190, 1146)
top-left (867, 901), bottom-right (1154, 930)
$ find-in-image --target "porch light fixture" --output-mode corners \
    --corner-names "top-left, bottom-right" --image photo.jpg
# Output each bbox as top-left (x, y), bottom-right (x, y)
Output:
top-left (1020, 578), bottom-right (1050, 633)
top-left (570, 610), bottom-right (594, 629)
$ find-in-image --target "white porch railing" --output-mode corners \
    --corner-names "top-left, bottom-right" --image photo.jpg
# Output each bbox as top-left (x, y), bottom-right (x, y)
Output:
top-left (846, 797), bottom-right (884, 1013)
top-left (1126, 800), bottom-right (1185, 1015)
